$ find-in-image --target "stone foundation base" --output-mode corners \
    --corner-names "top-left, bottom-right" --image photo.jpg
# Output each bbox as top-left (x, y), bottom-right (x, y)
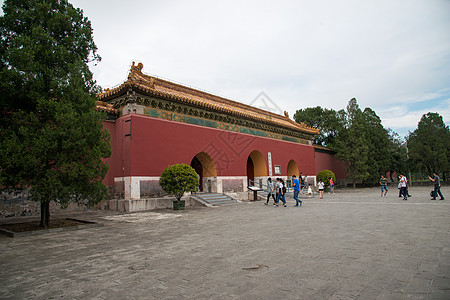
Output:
top-left (106, 196), bottom-right (205, 212)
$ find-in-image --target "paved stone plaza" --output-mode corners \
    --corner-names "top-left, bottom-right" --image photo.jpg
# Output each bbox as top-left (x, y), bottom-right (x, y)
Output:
top-left (1, 186), bottom-right (449, 299)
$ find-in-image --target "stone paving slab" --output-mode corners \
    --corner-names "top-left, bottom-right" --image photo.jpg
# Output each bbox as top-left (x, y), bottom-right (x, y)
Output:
top-left (1, 186), bottom-right (449, 299)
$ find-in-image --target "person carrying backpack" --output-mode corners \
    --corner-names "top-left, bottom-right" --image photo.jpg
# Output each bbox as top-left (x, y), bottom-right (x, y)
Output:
top-left (429, 172), bottom-right (445, 200)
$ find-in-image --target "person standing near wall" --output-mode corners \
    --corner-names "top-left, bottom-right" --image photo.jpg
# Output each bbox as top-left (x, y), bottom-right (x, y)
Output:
top-left (329, 178), bottom-right (335, 194)
top-left (299, 172), bottom-right (304, 189)
top-left (429, 172), bottom-right (445, 200)
top-left (292, 175), bottom-right (302, 206)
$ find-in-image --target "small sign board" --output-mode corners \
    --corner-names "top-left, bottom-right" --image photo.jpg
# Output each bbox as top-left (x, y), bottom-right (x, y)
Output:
top-left (248, 186), bottom-right (262, 191)
top-left (274, 165), bottom-right (281, 175)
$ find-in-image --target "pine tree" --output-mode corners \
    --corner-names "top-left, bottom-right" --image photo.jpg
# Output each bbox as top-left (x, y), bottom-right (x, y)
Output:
top-left (335, 98), bottom-right (369, 188)
top-left (407, 112), bottom-right (449, 177)
top-left (0, 0), bottom-right (111, 227)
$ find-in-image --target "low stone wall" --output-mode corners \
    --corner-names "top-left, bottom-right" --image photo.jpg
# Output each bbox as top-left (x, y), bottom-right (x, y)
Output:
top-left (0, 190), bottom-right (93, 219)
top-left (106, 195), bottom-right (205, 212)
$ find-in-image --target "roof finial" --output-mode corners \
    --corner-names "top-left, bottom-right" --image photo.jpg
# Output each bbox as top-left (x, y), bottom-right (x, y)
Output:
top-left (284, 111), bottom-right (289, 118)
top-left (130, 61), bottom-right (144, 74)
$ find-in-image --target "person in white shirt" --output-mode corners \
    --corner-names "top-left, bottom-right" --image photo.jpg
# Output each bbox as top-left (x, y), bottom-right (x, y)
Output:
top-left (274, 178), bottom-right (287, 207)
top-left (265, 178), bottom-right (276, 205)
top-left (399, 174), bottom-right (408, 200)
top-left (317, 180), bottom-right (325, 199)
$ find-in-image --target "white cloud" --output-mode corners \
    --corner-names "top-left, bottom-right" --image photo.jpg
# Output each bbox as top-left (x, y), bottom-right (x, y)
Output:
top-left (5, 0), bottom-right (450, 137)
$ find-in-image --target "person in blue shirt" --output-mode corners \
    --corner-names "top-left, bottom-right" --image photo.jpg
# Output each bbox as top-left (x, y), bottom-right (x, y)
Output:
top-left (292, 175), bottom-right (302, 206)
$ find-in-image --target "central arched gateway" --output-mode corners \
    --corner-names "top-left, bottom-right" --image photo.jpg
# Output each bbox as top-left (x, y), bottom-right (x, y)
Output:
top-left (247, 150), bottom-right (267, 187)
top-left (286, 159), bottom-right (300, 187)
top-left (287, 159), bottom-right (299, 177)
top-left (190, 152), bottom-right (217, 192)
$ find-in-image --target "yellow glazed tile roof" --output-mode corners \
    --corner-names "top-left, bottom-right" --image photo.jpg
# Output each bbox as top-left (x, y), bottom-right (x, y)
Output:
top-left (98, 62), bottom-right (319, 135)
top-left (95, 101), bottom-right (118, 114)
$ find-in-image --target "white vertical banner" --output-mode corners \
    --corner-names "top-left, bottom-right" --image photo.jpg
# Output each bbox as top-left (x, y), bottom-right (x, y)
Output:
top-left (268, 152), bottom-right (273, 176)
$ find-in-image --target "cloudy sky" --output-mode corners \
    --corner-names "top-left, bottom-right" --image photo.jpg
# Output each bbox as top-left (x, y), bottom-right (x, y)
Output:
top-left (3, 0), bottom-right (450, 137)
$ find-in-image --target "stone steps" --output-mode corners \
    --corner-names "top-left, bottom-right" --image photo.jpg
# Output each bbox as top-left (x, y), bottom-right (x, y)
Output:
top-left (191, 193), bottom-right (237, 206)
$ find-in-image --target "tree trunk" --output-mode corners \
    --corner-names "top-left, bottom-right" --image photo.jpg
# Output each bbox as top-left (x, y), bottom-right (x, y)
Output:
top-left (353, 182), bottom-right (356, 189)
top-left (40, 201), bottom-right (50, 228)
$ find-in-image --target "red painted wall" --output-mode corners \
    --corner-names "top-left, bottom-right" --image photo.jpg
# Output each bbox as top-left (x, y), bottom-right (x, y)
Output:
top-left (103, 114), bottom-right (318, 184)
top-left (314, 150), bottom-right (346, 180)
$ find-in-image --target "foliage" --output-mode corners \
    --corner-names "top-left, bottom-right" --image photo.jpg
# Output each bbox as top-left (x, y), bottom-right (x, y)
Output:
top-left (316, 170), bottom-right (336, 186)
top-left (362, 108), bottom-right (392, 183)
top-left (294, 98), bottom-right (414, 186)
top-left (0, 0), bottom-right (110, 227)
top-left (387, 129), bottom-right (408, 181)
top-left (293, 106), bottom-right (345, 147)
top-left (334, 98), bottom-right (369, 187)
top-left (407, 112), bottom-right (450, 176)
top-left (159, 164), bottom-right (199, 201)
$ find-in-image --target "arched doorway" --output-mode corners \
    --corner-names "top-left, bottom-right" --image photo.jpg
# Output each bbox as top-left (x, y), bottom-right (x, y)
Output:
top-left (190, 152), bottom-right (217, 192)
top-left (190, 156), bottom-right (203, 191)
top-left (287, 159), bottom-right (299, 187)
top-left (287, 160), bottom-right (299, 177)
top-left (247, 150), bottom-right (267, 187)
top-left (247, 157), bottom-right (254, 183)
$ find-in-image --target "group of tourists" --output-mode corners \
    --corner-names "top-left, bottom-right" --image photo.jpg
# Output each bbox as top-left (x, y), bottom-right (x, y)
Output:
top-left (265, 176), bottom-right (303, 207)
top-left (379, 172), bottom-right (445, 201)
top-left (265, 174), bottom-right (336, 207)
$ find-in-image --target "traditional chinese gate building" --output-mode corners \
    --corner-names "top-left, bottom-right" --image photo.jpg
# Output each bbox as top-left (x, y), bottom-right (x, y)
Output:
top-left (97, 62), bottom-right (345, 211)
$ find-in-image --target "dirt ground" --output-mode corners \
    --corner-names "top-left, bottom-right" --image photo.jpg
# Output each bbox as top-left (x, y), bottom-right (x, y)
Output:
top-left (0, 218), bottom-right (86, 233)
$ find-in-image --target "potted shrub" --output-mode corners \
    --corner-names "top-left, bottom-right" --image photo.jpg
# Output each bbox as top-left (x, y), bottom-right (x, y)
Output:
top-left (159, 164), bottom-right (199, 210)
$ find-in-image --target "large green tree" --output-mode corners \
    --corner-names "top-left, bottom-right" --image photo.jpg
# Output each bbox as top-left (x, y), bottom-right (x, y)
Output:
top-left (0, 0), bottom-right (111, 227)
top-left (334, 98), bottom-right (369, 188)
top-left (407, 112), bottom-right (449, 177)
top-left (295, 98), bottom-right (410, 186)
top-left (386, 129), bottom-right (408, 182)
top-left (293, 106), bottom-right (345, 146)
top-left (362, 108), bottom-right (391, 183)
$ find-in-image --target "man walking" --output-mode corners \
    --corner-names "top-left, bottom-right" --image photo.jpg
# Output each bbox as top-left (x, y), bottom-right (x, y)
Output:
top-left (429, 172), bottom-right (445, 200)
top-left (292, 175), bottom-right (302, 206)
top-left (300, 172), bottom-right (305, 189)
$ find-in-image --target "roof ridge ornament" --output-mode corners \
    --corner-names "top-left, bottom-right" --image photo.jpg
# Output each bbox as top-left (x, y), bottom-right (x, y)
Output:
top-left (131, 61), bottom-right (144, 73)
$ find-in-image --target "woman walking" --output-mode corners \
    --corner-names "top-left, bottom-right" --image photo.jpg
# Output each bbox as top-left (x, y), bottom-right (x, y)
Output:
top-left (318, 180), bottom-right (325, 199)
top-left (329, 178), bottom-right (335, 194)
top-left (275, 178), bottom-right (287, 207)
top-left (265, 178), bottom-right (276, 205)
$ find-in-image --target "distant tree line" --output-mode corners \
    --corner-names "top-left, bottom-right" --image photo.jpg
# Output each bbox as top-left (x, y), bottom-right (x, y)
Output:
top-left (294, 98), bottom-right (449, 187)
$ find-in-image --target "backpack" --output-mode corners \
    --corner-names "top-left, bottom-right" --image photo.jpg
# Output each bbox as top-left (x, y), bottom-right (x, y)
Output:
top-left (430, 190), bottom-right (435, 198)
